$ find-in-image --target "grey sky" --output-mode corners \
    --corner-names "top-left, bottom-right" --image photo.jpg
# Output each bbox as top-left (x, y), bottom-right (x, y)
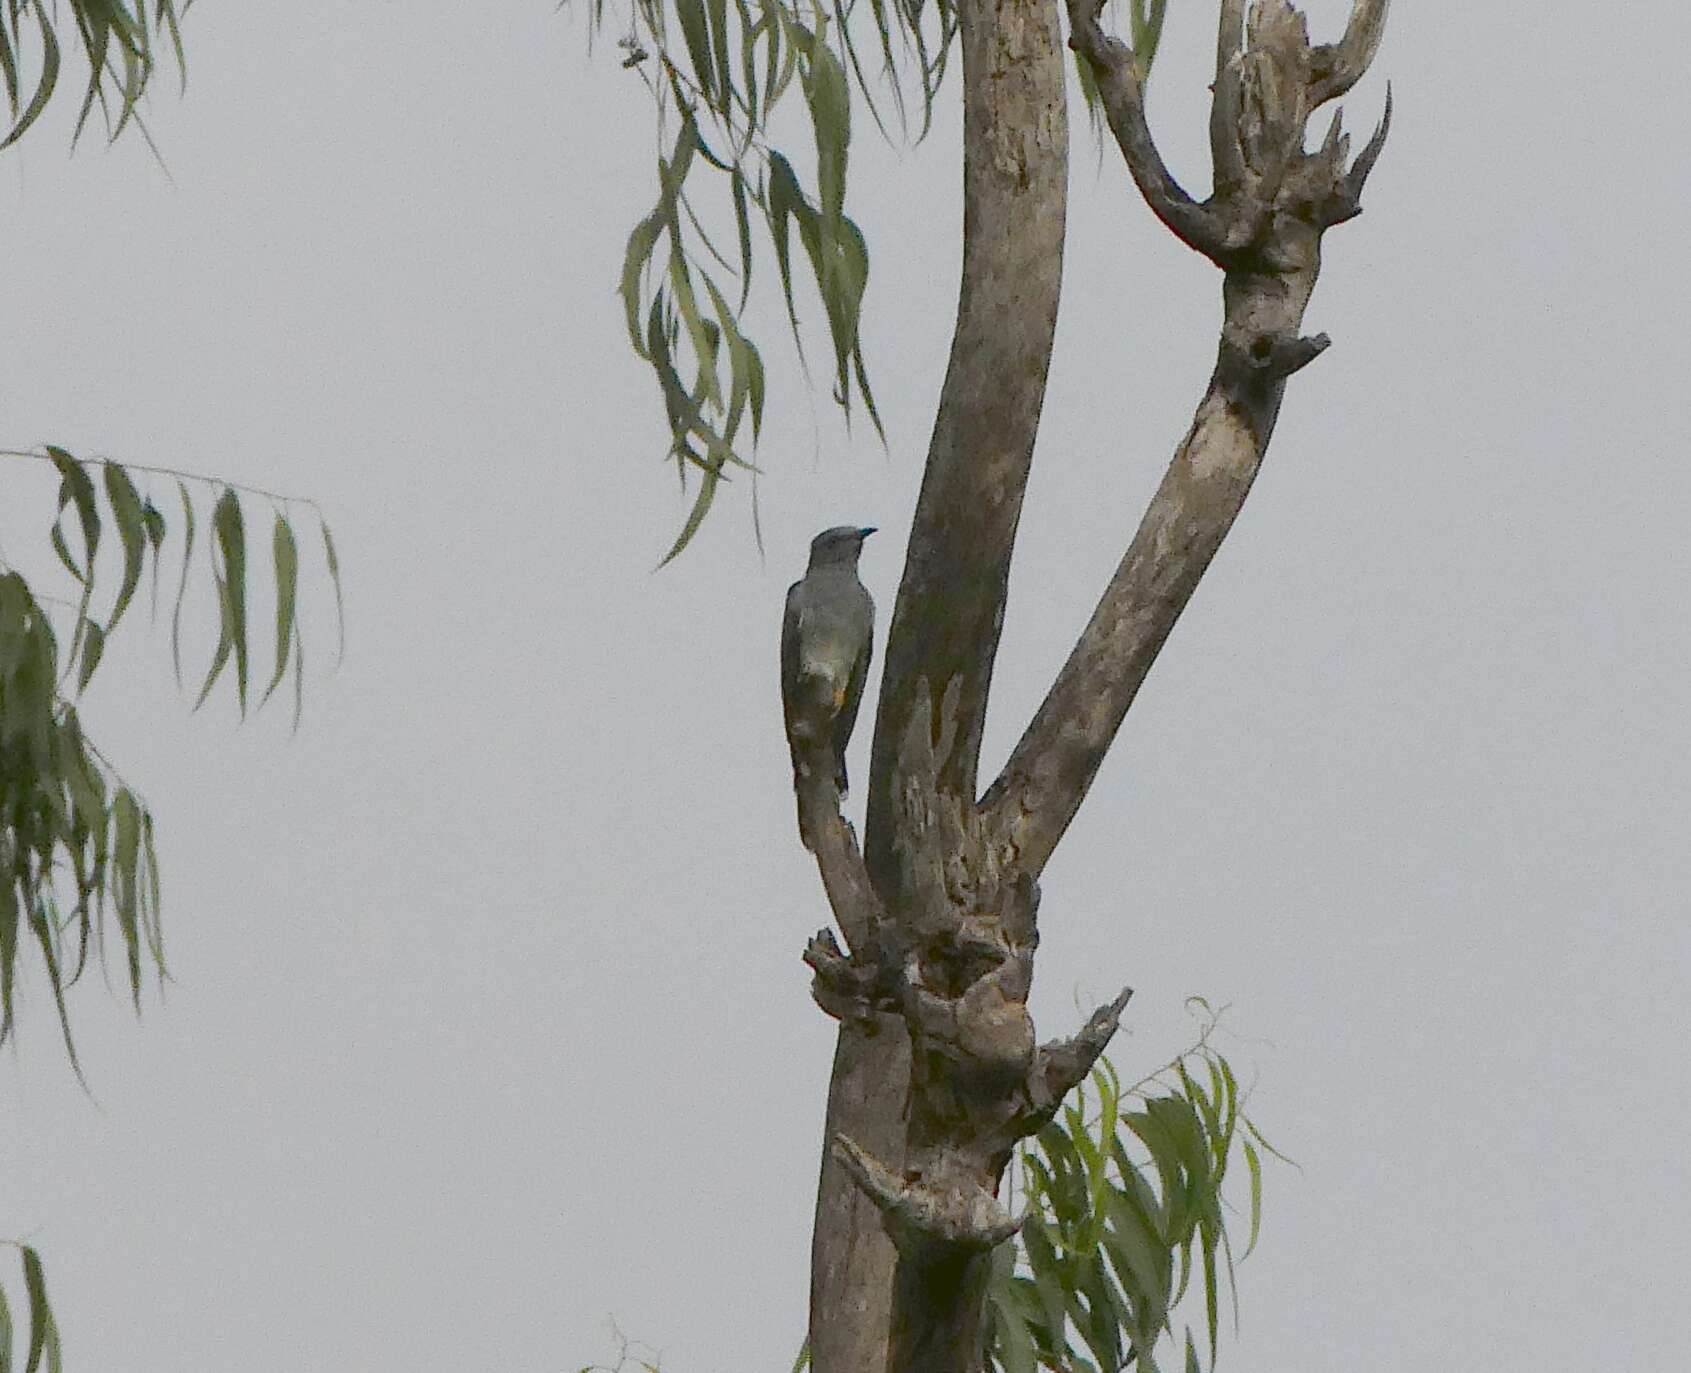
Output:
top-left (2, 3), bottom-right (1688, 1370)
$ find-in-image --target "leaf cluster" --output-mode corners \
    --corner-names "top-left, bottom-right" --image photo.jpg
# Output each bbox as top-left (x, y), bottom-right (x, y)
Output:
top-left (0, 1241), bottom-right (61, 1373)
top-left (0, 0), bottom-right (192, 152)
top-left (0, 445), bottom-right (342, 1070)
top-left (988, 1009), bottom-right (1285, 1373)
top-left (582, 0), bottom-right (1171, 557)
top-left (596, 0), bottom-right (969, 557)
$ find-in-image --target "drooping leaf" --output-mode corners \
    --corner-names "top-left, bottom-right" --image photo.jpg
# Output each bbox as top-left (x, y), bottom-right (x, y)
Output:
top-left (264, 513), bottom-right (297, 705)
top-left (656, 460), bottom-right (724, 568)
top-left (0, 2), bottom-right (59, 152)
top-left (0, 1269), bottom-right (13, 1373)
top-left (171, 479), bottom-right (196, 687)
top-left (21, 1245), bottom-right (50, 1373)
top-left (102, 461), bottom-right (147, 633)
top-left (211, 488), bottom-right (248, 712)
top-left (193, 565), bottom-right (233, 711)
top-left (112, 788), bottom-right (142, 1011)
top-left (801, 26), bottom-right (851, 234)
top-left (45, 446), bottom-right (99, 659)
top-left (675, 0), bottom-right (717, 111)
top-left (1241, 1139), bottom-right (1263, 1258)
top-left (0, 874), bottom-right (17, 1051)
top-left (26, 901), bottom-right (81, 1082)
top-left (140, 497), bottom-right (166, 619)
top-left (140, 807), bottom-right (165, 974)
top-left (73, 620), bottom-right (104, 693)
top-left (319, 515), bottom-right (344, 666)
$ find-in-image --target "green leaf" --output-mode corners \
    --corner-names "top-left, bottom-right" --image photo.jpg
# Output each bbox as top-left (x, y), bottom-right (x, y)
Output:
top-left (211, 488), bottom-right (248, 712)
top-left (26, 901), bottom-right (81, 1082)
top-left (989, 1283), bottom-right (1039, 1373)
top-left (141, 498), bottom-right (166, 620)
top-left (765, 3), bottom-right (799, 110)
top-left (319, 515), bottom-right (344, 666)
top-left (823, 216), bottom-right (871, 401)
top-left (1018, 1216), bottom-right (1070, 1343)
top-left (0, 1271), bottom-right (13, 1373)
top-left (1242, 1115), bottom-right (1296, 1167)
top-left (109, 790), bottom-right (140, 1009)
top-left (194, 572), bottom-right (233, 711)
top-left (706, 0), bottom-right (732, 109)
top-left (0, 2), bottom-right (59, 152)
top-left (264, 513), bottom-right (298, 705)
top-left (0, 12), bottom-right (18, 119)
top-left (620, 210), bottom-right (665, 350)
top-left (763, 151), bottom-right (809, 360)
top-left (1102, 1184), bottom-right (1170, 1323)
top-left (700, 273), bottom-right (753, 444)
top-left (291, 612), bottom-right (304, 733)
top-left (731, 165), bottom-right (754, 312)
top-left (675, 0), bottom-right (716, 110)
top-left (141, 807), bottom-right (165, 974)
top-left (21, 1244), bottom-right (50, 1373)
top-left (665, 246), bottom-right (722, 411)
top-left (1241, 1139), bottom-right (1263, 1258)
top-left (171, 480), bottom-right (196, 688)
top-left (0, 875), bottom-right (17, 1047)
top-left (656, 460), bottom-right (723, 568)
top-left (1201, 1227), bottom-right (1220, 1360)
top-left (735, 0), bottom-right (762, 131)
top-left (802, 29), bottom-right (851, 234)
top-left (74, 620), bottom-right (104, 694)
top-left (46, 446), bottom-right (99, 660)
top-left (1131, 0), bottom-right (1170, 83)
top-left (102, 461), bottom-right (147, 633)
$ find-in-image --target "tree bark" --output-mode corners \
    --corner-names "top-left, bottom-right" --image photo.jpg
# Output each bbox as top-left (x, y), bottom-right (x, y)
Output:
top-left (808, 0), bottom-right (1071, 1365)
top-left (801, 2), bottom-right (1391, 1370)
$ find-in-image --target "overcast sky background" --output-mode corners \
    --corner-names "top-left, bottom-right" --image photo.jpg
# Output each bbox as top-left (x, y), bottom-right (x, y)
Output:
top-left (2, 3), bottom-right (1688, 1370)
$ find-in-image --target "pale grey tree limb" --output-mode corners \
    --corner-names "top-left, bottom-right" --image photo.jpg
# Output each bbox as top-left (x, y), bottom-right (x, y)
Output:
top-left (1310, 0), bottom-right (1392, 107)
top-left (987, 0), bottom-right (1391, 876)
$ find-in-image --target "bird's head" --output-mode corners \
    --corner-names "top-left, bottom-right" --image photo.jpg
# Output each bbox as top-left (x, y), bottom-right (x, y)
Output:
top-left (808, 525), bottom-right (876, 569)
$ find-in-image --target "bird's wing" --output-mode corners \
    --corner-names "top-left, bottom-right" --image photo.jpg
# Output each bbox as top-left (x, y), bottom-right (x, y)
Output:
top-left (831, 592), bottom-right (874, 790)
top-left (780, 580), bottom-right (804, 742)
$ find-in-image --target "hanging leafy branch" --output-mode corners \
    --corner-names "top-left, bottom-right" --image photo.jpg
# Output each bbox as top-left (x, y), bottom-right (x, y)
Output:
top-left (576, 0), bottom-right (1168, 557)
top-left (988, 1002), bottom-right (1286, 1373)
top-left (0, 444), bottom-right (343, 1073)
top-left (608, 0), bottom-right (899, 562)
top-left (0, 1241), bottom-right (62, 1373)
top-left (0, 0), bottom-right (194, 153)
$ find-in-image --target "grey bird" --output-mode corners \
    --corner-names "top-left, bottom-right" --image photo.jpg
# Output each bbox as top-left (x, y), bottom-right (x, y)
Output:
top-left (781, 525), bottom-right (876, 848)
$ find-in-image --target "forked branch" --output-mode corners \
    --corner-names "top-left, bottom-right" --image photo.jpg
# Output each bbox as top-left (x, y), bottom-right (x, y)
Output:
top-left (1067, 0), bottom-right (1229, 259)
top-left (987, 0), bottom-right (1392, 875)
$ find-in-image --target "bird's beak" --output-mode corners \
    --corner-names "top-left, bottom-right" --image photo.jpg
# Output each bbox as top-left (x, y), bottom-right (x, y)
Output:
top-left (859, 526), bottom-right (877, 539)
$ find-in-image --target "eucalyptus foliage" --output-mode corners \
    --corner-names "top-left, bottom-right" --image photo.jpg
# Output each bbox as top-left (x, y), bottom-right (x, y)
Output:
top-left (582, 0), bottom-right (1168, 556)
top-left (0, 1241), bottom-right (61, 1373)
top-left (989, 1006), bottom-right (1283, 1373)
top-left (737, 1010), bottom-right (1280, 1373)
top-left (0, 0), bottom-right (192, 152)
top-left (0, 445), bottom-right (343, 1071)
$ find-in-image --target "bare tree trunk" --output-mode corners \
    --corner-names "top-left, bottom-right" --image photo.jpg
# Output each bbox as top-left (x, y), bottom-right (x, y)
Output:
top-left (802, 2), bottom-right (1391, 1369)
top-left (806, 0), bottom-right (1070, 1364)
